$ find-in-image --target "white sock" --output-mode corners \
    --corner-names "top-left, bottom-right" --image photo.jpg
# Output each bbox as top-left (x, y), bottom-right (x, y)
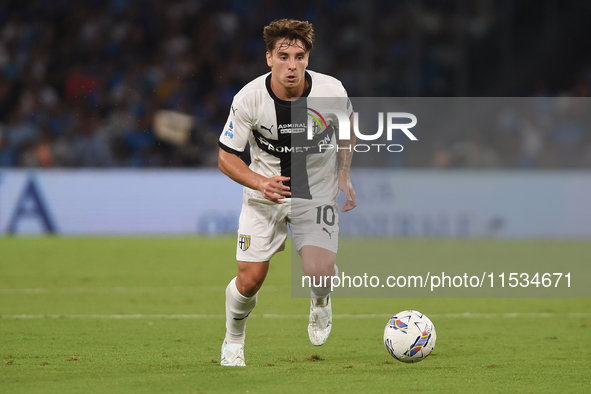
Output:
top-left (310, 264), bottom-right (338, 306)
top-left (225, 277), bottom-right (257, 344)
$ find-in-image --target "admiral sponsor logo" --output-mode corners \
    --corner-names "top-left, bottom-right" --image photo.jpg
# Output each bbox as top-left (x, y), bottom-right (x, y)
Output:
top-left (278, 123), bottom-right (306, 134)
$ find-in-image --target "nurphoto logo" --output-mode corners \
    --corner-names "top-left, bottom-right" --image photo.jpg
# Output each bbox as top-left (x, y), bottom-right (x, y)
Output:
top-left (306, 108), bottom-right (417, 153)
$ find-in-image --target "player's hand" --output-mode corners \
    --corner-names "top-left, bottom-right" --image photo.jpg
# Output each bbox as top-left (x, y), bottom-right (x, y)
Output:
top-left (338, 170), bottom-right (356, 212)
top-left (259, 176), bottom-right (291, 203)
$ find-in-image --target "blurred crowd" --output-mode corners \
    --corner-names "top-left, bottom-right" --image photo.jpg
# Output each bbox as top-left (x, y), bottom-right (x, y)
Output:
top-left (422, 96), bottom-right (591, 169)
top-left (0, 0), bottom-right (590, 169)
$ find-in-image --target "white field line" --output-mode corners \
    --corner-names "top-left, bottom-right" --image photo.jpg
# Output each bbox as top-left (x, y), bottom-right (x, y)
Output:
top-left (0, 286), bottom-right (285, 294)
top-left (1, 313), bottom-right (590, 320)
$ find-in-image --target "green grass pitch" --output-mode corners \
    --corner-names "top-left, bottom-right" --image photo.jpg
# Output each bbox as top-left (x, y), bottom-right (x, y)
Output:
top-left (1, 237), bottom-right (590, 393)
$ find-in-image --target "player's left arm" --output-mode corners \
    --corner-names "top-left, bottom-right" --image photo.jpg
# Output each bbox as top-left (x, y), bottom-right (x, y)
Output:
top-left (337, 113), bottom-right (356, 212)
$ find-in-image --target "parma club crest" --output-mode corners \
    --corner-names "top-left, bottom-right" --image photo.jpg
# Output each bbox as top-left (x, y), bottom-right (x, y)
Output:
top-left (238, 235), bottom-right (251, 251)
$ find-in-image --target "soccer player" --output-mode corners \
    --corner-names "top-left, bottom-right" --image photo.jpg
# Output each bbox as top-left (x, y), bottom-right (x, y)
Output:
top-left (217, 19), bottom-right (356, 366)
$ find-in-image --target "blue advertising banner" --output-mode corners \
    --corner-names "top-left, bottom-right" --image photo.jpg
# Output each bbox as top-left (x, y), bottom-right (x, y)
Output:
top-left (1, 169), bottom-right (590, 238)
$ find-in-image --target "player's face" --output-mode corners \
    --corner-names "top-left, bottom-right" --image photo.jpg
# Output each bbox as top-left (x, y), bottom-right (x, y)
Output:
top-left (266, 38), bottom-right (309, 97)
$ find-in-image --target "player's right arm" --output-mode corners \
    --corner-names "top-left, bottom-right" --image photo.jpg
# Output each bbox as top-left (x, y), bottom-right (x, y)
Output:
top-left (218, 149), bottom-right (291, 203)
top-left (218, 95), bottom-right (290, 203)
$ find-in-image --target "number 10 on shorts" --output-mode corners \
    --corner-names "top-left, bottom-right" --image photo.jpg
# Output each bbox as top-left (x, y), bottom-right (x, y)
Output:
top-left (316, 205), bottom-right (336, 226)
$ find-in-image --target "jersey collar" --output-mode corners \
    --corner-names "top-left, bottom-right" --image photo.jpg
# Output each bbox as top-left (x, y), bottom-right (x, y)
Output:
top-left (265, 71), bottom-right (312, 106)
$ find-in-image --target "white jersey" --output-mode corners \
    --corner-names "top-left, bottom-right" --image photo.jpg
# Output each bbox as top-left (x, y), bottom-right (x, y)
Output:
top-left (219, 70), bottom-right (352, 203)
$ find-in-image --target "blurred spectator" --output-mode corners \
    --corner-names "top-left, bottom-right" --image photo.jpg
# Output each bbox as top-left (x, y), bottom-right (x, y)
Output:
top-left (20, 127), bottom-right (55, 167)
top-left (449, 129), bottom-right (500, 168)
top-left (0, 127), bottom-right (17, 166)
top-left (70, 111), bottom-right (115, 167)
top-left (0, 0), bottom-right (589, 169)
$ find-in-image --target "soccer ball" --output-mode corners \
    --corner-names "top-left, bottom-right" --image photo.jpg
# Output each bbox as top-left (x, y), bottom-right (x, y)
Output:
top-left (383, 310), bottom-right (436, 363)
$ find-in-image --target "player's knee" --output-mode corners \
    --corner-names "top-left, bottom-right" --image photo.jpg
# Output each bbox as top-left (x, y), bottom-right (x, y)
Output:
top-left (308, 274), bottom-right (332, 289)
top-left (238, 280), bottom-right (262, 297)
top-left (236, 274), bottom-right (265, 297)
top-left (303, 260), bottom-right (336, 278)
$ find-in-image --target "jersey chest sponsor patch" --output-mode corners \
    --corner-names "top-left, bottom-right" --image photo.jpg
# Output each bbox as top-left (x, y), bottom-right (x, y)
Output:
top-left (278, 122), bottom-right (306, 134)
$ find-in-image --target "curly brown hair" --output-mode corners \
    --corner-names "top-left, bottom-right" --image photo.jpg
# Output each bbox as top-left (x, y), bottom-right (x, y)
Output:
top-left (263, 19), bottom-right (315, 53)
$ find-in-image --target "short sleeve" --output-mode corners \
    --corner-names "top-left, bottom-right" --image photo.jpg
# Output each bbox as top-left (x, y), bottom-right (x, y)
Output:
top-left (219, 97), bottom-right (252, 155)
